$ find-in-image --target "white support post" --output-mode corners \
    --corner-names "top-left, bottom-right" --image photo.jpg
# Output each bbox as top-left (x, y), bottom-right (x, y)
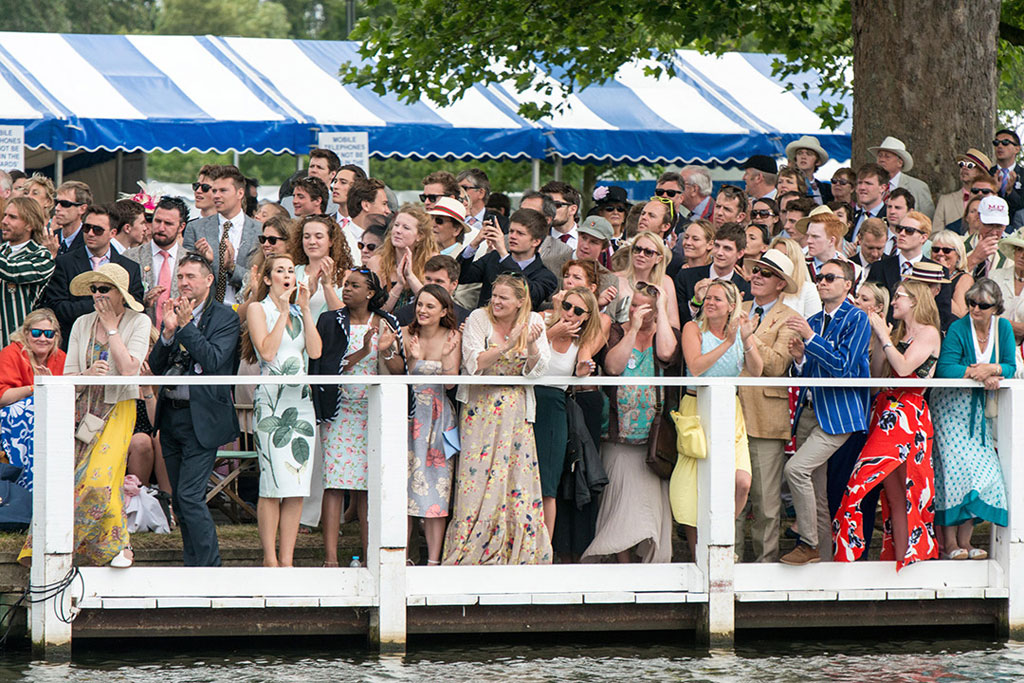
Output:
top-left (367, 382), bottom-right (408, 652)
top-left (232, 150), bottom-right (240, 168)
top-left (695, 383), bottom-right (736, 646)
top-left (30, 383), bottom-right (76, 658)
top-left (531, 159), bottom-right (541, 191)
top-left (54, 151), bottom-right (64, 187)
top-left (115, 150), bottom-right (124, 194)
top-left (996, 385), bottom-right (1024, 638)
top-left (296, 153), bottom-right (304, 172)
top-left (553, 155), bottom-right (563, 181)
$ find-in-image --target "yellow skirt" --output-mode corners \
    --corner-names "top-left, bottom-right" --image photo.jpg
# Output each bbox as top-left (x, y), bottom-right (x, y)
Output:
top-left (19, 399), bottom-right (136, 565)
top-left (668, 394), bottom-right (751, 527)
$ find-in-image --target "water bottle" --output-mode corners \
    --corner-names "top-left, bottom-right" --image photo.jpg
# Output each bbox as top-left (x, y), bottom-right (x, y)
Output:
top-left (349, 556), bottom-right (361, 568)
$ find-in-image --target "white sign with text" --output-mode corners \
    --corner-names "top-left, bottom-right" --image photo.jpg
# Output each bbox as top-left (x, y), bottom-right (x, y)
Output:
top-left (317, 132), bottom-right (369, 175)
top-left (0, 126), bottom-right (24, 171)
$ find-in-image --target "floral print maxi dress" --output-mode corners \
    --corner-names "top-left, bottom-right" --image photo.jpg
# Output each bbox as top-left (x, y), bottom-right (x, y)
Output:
top-left (408, 360), bottom-right (456, 517)
top-left (442, 349), bottom-right (552, 565)
top-left (321, 322), bottom-right (377, 491)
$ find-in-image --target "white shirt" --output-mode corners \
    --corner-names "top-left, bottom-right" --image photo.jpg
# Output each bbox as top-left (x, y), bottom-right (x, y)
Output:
top-left (8, 240), bottom-right (29, 254)
top-left (550, 224), bottom-right (578, 251)
top-left (151, 241), bottom-right (180, 286)
top-left (888, 171), bottom-right (902, 193)
top-left (761, 188), bottom-right (778, 200)
top-left (110, 239), bottom-right (126, 254)
top-left (898, 251), bottom-right (922, 276)
top-left (218, 210), bottom-right (245, 305)
top-left (467, 207), bottom-right (487, 229)
top-left (343, 218), bottom-right (363, 266)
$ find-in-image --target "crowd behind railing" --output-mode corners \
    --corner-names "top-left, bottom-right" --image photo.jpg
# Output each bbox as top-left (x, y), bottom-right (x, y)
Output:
top-left (1, 131), bottom-right (1023, 571)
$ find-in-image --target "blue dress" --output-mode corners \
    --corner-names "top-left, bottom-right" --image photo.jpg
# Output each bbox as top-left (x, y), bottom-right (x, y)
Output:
top-left (0, 396), bottom-right (34, 490)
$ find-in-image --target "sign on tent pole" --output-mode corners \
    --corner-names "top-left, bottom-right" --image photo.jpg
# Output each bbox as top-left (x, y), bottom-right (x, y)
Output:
top-left (317, 132), bottom-right (369, 175)
top-left (0, 126), bottom-right (24, 172)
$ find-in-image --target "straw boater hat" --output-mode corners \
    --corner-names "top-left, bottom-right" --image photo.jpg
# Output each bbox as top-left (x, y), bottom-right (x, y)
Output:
top-left (793, 204), bottom-right (835, 235)
top-left (956, 148), bottom-right (993, 171)
top-left (868, 136), bottom-right (914, 173)
top-left (69, 263), bottom-right (144, 312)
top-left (785, 135), bottom-right (829, 167)
top-left (426, 196), bottom-right (472, 237)
top-left (998, 227), bottom-right (1024, 260)
top-left (752, 249), bottom-right (798, 294)
top-left (905, 261), bottom-right (951, 285)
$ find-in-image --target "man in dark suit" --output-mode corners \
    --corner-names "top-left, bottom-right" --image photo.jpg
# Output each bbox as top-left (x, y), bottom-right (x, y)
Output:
top-left (457, 207), bottom-right (557, 310)
top-left (53, 180), bottom-right (92, 256)
top-left (37, 203), bottom-right (145, 349)
top-left (149, 253), bottom-right (240, 567)
top-left (867, 210), bottom-right (954, 331)
top-left (674, 222), bottom-right (752, 325)
top-left (182, 165), bottom-right (260, 306)
top-left (850, 163), bottom-right (889, 242)
top-left (991, 128), bottom-right (1024, 217)
top-left (460, 168), bottom-right (510, 234)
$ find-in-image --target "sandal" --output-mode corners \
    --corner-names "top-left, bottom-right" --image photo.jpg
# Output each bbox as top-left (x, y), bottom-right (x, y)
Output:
top-left (323, 561), bottom-right (339, 568)
top-left (427, 560), bottom-right (440, 566)
top-left (945, 548), bottom-right (968, 560)
top-left (968, 548), bottom-right (988, 560)
top-left (111, 546), bottom-right (134, 568)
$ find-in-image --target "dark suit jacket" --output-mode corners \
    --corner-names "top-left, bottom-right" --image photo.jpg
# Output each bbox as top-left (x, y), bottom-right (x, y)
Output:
top-left (38, 246), bottom-right (145, 349)
top-left (673, 264), bottom-right (752, 325)
top-left (866, 254), bottom-right (954, 331)
top-left (811, 180), bottom-right (834, 205)
top-left (149, 296), bottom-right (241, 450)
top-left (56, 227), bottom-right (85, 257)
top-left (991, 162), bottom-right (1024, 218)
top-left (850, 204), bottom-right (887, 241)
top-left (457, 249), bottom-right (558, 311)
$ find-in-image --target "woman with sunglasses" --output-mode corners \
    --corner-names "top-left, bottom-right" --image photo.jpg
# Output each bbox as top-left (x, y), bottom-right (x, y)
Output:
top-left (680, 219), bottom-right (715, 269)
top-left (359, 224), bottom-right (385, 270)
top-left (929, 229), bottom-right (974, 318)
top-left (834, 280), bottom-right (942, 568)
top-left (400, 284), bottom-right (461, 565)
top-left (672, 280), bottom-right (759, 557)
top-left (750, 198), bottom-right (782, 238)
top-left (237, 215), bottom-right (294, 322)
top-left (311, 267), bottom-right (403, 566)
top-left (614, 230), bottom-right (680, 330)
top-left (443, 273), bottom-right (551, 565)
top-left (593, 186), bottom-right (630, 249)
top-left (375, 205), bottom-right (439, 314)
top-left (931, 278), bottom-right (1014, 560)
top-left (242, 254), bottom-right (322, 567)
top-left (20, 264), bottom-right (151, 568)
top-left (534, 286), bottom-right (606, 538)
top-left (0, 309), bottom-right (65, 491)
top-left (582, 280), bottom-right (677, 564)
top-left (829, 168), bottom-right (856, 205)
top-left (933, 150), bottom-right (993, 234)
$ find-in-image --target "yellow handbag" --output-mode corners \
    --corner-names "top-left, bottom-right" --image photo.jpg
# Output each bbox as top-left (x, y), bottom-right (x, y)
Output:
top-left (671, 411), bottom-right (707, 459)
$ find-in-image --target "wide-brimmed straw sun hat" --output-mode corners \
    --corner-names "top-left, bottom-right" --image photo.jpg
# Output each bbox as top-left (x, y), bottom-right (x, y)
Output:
top-left (785, 135), bottom-right (829, 167)
top-left (869, 136), bottom-right (914, 173)
top-left (793, 204), bottom-right (835, 235)
top-left (70, 263), bottom-right (144, 312)
top-left (905, 261), bottom-right (951, 285)
top-left (998, 227), bottom-right (1024, 260)
top-left (752, 249), bottom-right (799, 294)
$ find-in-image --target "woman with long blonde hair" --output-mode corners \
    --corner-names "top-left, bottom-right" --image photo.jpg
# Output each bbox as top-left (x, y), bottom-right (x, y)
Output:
top-left (614, 230), bottom-right (680, 329)
top-left (443, 273), bottom-right (552, 565)
top-left (376, 204), bottom-right (439, 313)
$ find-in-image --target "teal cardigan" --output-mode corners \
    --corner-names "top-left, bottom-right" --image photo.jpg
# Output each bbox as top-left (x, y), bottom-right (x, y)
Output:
top-left (936, 315), bottom-right (1017, 442)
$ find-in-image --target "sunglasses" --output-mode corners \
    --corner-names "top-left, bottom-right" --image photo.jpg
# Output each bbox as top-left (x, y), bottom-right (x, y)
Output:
top-left (634, 281), bottom-right (661, 297)
top-left (831, 178), bottom-right (851, 186)
top-left (28, 328), bottom-right (56, 339)
top-left (600, 205), bottom-right (627, 213)
top-left (751, 266), bottom-right (779, 279)
top-left (81, 223), bottom-right (107, 235)
top-left (967, 298), bottom-right (996, 310)
top-left (459, 184), bottom-right (481, 192)
top-left (561, 300), bottom-right (587, 316)
top-left (896, 224), bottom-right (926, 235)
top-left (432, 216), bottom-right (453, 226)
top-left (750, 209), bottom-right (776, 218)
top-left (357, 241), bottom-right (378, 252)
top-left (958, 160), bottom-right (978, 169)
top-left (257, 234), bottom-right (283, 245)
top-left (632, 244), bottom-right (660, 258)
top-left (994, 139), bottom-right (1018, 147)
top-left (180, 252), bottom-right (212, 267)
top-left (932, 246), bottom-right (956, 255)
top-left (970, 187), bottom-right (995, 195)
top-left (419, 193), bottom-right (449, 203)
top-left (90, 284), bottom-right (113, 294)
top-left (552, 200), bottom-right (573, 209)
top-left (56, 199), bottom-right (85, 208)
top-left (815, 273), bottom-right (847, 284)
top-left (192, 182), bottom-right (212, 192)
top-left (655, 188), bottom-right (681, 198)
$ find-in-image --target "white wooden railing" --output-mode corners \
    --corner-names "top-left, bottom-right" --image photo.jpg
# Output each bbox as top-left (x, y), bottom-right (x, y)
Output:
top-left (27, 374), bottom-right (1024, 657)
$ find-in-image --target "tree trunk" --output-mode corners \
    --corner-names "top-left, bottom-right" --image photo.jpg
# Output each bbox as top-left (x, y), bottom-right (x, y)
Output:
top-left (851, 0), bottom-right (1000, 195)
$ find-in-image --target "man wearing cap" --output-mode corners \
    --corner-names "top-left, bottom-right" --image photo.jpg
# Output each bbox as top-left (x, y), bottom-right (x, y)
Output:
top-left (38, 203), bottom-right (145, 350)
top-left (870, 136), bottom-right (935, 218)
top-left (933, 149), bottom-right (993, 233)
top-left (851, 163), bottom-right (890, 242)
top-left (742, 155), bottom-right (778, 201)
top-left (736, 249), bottom-right (800, 563)
top-left (427, 196), bottom-right (474, 258)
top-left (786, 135), bottom-right (833, 205)
top-left (576, 215), bottom-right (629, 321)
top-left (991, 129), bottom-right (1024, 217)
top-left (966, 196), bottom-right (1012, 278)
top-left (867, 211), bottom-right (954, 331)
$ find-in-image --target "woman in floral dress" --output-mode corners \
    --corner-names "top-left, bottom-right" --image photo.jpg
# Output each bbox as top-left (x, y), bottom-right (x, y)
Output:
top-left (244, 254), bottom-right (322, 567)
top-left (442, 274), bottom-right (551, 565)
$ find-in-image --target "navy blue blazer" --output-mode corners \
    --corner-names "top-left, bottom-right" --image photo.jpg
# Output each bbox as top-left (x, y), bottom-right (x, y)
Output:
top-left (793, 299), bottom-right (871, 435)
top-left (149, 296), bottom-right (241, 450)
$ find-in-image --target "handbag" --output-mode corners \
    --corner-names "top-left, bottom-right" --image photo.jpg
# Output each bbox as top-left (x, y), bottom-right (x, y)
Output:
top-left (646, 384), bottom-right (680, 480)
top-left (671, 410), bottom-right (708, 460)
top-left (75, 325), bottom-right (106, 446)
top-left (985, 324), bottom-right (999, 419)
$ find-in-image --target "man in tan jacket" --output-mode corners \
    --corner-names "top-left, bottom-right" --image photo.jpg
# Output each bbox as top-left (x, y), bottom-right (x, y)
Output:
top-left (736, 249), bottom-right (801, 562)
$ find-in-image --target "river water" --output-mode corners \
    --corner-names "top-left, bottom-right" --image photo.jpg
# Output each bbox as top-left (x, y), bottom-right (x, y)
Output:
top-left (4, 635), bottom-right (1024, 682)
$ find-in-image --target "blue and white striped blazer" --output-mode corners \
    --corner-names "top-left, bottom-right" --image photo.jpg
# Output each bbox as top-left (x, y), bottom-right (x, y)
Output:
top-left (793, 299), bottom-right (871, 435)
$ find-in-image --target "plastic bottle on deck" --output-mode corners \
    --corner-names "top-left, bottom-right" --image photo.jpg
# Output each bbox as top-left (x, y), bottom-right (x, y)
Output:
top-left (349, 556), bottom-right (361, 568)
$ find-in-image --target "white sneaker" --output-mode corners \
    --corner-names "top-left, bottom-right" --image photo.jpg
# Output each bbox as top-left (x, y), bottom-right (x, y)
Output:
top-left (110, 547), bottom-right (134, 568)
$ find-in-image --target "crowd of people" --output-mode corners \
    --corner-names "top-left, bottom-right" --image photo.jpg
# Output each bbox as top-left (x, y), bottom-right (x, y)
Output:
top-left (0, 129), bottom-right (1021, 570)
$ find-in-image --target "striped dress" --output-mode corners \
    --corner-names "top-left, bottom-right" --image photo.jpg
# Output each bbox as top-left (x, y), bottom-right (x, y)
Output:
top-left (0, 241), bottom-right (54, 347)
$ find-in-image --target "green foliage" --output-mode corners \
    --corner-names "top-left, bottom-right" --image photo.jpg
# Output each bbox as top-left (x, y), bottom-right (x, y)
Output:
top-left (0, 0), bottom-right (158, 33)
top-left (155, 0), bottom-right (290, 38)
top-left (147, 150), bottom-right (297, 187)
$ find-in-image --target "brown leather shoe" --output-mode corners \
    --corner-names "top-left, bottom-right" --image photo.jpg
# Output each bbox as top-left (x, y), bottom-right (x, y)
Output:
top-left (780, 542), bottom-right (820, 566)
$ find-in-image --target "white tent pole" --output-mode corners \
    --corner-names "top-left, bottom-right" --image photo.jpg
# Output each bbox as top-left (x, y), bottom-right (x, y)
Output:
top-left (115, 150), bottom-right (123, 193)
top-left (553, 155), bottom-right (562, 181)
top-left (55, 151), bottom-right (64, 186)
top-left (232, 150), bottom-right (240, 168)
top-left (531, 159), bottom-right (540, 190)
top-left (296, 154), bottom-right (304, 172)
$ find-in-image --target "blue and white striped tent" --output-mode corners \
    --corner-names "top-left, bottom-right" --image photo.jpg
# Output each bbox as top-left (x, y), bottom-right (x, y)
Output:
top-left (0, 32), bottom-right (851, 165)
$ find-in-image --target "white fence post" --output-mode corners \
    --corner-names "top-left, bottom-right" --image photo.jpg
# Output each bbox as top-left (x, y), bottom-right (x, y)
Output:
top-left (996, 384), bottom-right (1024, 638)
top-left (695, 382), bottom-right (736, 646)
top-left (367, 382), bottom-right (408, 652)
top-left (30, 383), bottom-right (76, 658)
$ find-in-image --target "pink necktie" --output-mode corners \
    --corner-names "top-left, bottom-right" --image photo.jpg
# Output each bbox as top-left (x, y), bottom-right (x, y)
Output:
top-left (155, 250), bottom-right (172, 329)
top-left (90, 255), bottom-right (102, 270)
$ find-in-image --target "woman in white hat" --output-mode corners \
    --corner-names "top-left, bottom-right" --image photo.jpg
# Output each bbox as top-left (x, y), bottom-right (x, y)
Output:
top-left (991, 228), bottom-right (1024, 340)
top-left (19, 263), bottom-right (152, 569)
